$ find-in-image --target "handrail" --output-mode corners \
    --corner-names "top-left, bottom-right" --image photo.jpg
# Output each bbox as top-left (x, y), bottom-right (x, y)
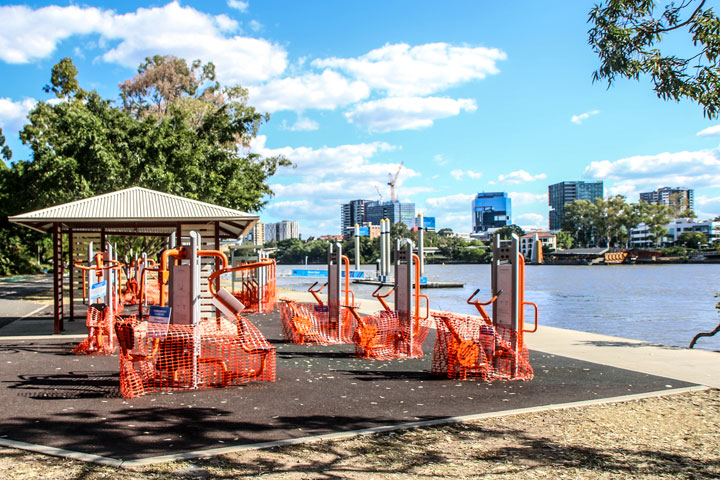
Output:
top-left (522, 301), bottom-right (539, 333)
top-left (466, 288), bottom-right (502, 324)
top-left (340, 254), bottom-right (351, 307)
top-left (308, 281), bottom-right (328, 306)
top-left (372, 284), bottom-right (394, 312)
top-left (207, 259), bottom-right (274, 316)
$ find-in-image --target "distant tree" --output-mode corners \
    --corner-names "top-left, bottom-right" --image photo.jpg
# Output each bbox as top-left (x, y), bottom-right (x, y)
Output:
top-left (589, 0), bottom-right (720, 118)
top-left (555, 230), bottom-right (574, 250)
top-left (677, 231), bottom-right (707, 249)
top-left (496, 224), bottom-right (525, 240)
top-left (437, 228), bottom-right (454, 237)
top-left (563, 199), bottom-right (596, 247)
top-left (645, 203), bottom-right (674, 246)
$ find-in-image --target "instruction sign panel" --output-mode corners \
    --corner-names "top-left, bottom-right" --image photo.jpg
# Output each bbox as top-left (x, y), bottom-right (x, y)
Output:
top-left (148, 306), bottom-right (171, 338)
top-left (90, 280), bottom-right (106, 300)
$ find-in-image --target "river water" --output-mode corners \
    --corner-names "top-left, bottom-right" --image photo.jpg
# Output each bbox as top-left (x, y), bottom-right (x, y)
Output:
top-left (277, 263), bottom-right (720, 352)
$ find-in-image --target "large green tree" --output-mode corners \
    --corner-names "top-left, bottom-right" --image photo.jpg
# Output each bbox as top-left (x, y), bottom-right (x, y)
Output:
top-left (589, 0), bottom-right (720, 117)
top-left (1, 56), bottom-right (291, 274)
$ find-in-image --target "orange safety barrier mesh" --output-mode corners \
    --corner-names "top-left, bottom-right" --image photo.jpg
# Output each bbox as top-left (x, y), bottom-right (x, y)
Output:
top-left (353, 311), bottom-right (432, 360)
top-left (430, 313), bottom-right (533, 381)
top-left (72, 304), bottom-right (118, 355)
top-left (231, 268), bottom-right (277, 313)
top-left (115, 315), bottom-right (276, 398)
top-left (279, 300), bottom-right (357, 345)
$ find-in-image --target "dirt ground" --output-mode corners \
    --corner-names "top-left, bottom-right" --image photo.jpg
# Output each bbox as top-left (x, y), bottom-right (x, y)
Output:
top-left (1, 388), bottom-right (718, 479)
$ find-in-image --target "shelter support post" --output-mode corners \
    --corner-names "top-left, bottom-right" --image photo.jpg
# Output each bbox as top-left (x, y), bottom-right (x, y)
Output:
top-left (69, 229), bottom-right (74, 322)
top-left (52, 223), bottom-right (64, 334)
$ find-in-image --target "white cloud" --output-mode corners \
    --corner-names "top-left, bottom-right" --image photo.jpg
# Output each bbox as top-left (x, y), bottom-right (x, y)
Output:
top-left (0, 97), bottom-right (37, 131)
top-left (509, 192), bottom-right (547, 205)
top-left (282, 116), bottom-right (319, 131)
top-left (450, 169), bottom-right (482, 180)
top-left (495, 170), bottom-right (547, 184)
top-left (697, 125), bottom-right (720, 137)
top-left (345, 96), bottom-right (477, 133)
top-left (227, 0), bottom-right (249, 12)
top-left (433, 154), bottom-right (449, 166)
top-left (423, 193), bottom-right (476, 234)
top-left (516, 213), bottom-right (545, 230)
top-left (248, 20), bottom-right (263, 32)
top-left (248, 70), bottom-right (369, 112)
top-left (571, 109), bottom-right (599, 125)
top-left (585, 148), bottom-right (720, 201)
top-left (313, 42), bottom-right (506, 96)
top-left (0, 3), bottom-right (287, 85)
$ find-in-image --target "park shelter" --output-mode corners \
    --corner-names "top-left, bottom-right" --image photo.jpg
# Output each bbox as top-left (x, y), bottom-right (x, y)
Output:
top-left (9, 187), bottom-right (259, 333)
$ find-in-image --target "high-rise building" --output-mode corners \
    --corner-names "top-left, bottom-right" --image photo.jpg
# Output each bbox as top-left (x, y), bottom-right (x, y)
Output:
top-left (548, 181), bottom-right (603, 231)
top-left (364, 201), bottom-right (416, 229)
top-left (248, 222), bottom-right (264, 245)
top-left (472, 192), bottom-right (511, 232)
top-left (265, 220), bottom-right (300, 242)
top-left (341, 200), bottom-right (370, 233)
top-left (639, 186), bottom-right (694, 211)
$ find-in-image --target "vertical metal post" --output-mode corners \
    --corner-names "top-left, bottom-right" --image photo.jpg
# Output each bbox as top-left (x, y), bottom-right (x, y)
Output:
top-left (52, 223), bottom-right (62, 334)
top-left (379, 220), bottom-right (386, 278)
top-left (105, 243), bottom-right (114, 322)
top-left (327, 242), bottom-right (342, 329)
top-left (385, 219), bottom-right (392, 278)
top-left (69, 229), bottom-right (74, 322)
top-left (417, 214), bottom-right (425, 277)
top-left (189, 231), bottom-right (201, 390)
top-left (354, 224), bottom-right (360, 271)
top-left (491, 233), bottom-right (521, 363)
top-left (394, 239), bottom-right (414, 353)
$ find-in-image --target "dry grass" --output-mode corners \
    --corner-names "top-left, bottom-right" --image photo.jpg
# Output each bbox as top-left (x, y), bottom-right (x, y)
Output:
top-left (1, 389), bottom-right (718, 479)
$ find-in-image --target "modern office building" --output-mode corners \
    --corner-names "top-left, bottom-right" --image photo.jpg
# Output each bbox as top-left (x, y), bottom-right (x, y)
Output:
top-left (630, 217), bottom-right (719, 248)
top-left (639, 186), bottom-right (694, 211)
top-left (341, 200), bottom-right (371, 233)
top-left (364, 201), bottom-right (416, 229)
top-left (265, 220), bottom-right (300, 242)
top-left (548, 181), bottom-right (603, 230)
top-left (250, 222), bottom-right (264, 245)
top-left (472, 192), bottom-right (511, 232)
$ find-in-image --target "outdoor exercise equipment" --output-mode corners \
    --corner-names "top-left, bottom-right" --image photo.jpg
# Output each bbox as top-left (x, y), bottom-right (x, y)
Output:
top-left (227, 250), bottom-right (277, 313)
top-left (122, 254), bottom-right (159, 305)
top-left (347, 238), bottom-right (431, 360)
top-left (431, 233), bottom-right (538, 381)
top-left (115, 231), bottom-right (276, 398)
top-left (72, 244), bottom-right (123, 355)
top-left (279, 242), bottom-right (357, 344)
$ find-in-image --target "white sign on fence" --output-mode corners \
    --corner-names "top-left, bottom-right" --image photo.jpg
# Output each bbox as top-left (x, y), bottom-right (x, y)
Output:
top-left (90, 280), bottom-right (106, 300)
top-left (148, 306), bottom-right (172, 338)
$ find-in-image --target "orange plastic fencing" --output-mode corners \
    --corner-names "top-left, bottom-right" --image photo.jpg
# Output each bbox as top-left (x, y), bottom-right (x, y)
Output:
top-left (230, 261), bottom-right (277, 313)
top-left (72, 304), bottom-right (118, 355)
top-left (431, 313), bottom-right (533, 381)
top-left (279, 300), bottom-right (357, 345)
top-left (115, 315), bottom-right (276, 398)
top-left (354, 311), bottom-right (432, 360)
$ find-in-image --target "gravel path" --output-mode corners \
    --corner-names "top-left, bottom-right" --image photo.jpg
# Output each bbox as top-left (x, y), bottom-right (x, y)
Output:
top-left (2, 388), bottom-right (718, 479)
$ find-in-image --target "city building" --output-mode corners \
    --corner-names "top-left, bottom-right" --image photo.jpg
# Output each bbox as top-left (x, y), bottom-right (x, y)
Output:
top-left (364, 201), bottom-right (416, 229)
top-left (265, 220), bottom-right (300, 242)
top-left (472, 192), bottom-right (511, 233)
top-left (639, 186), bottom-right (694, 211)
top-left (520, 231), bottom-right (557, 260)
top-left (343, 222), bottom-right (381, 239)
top-left (341, 199), bottom-right (371, 234)
top-left (548, 181), bottom-right (603, 231)
top-left (629, 218), bottom-right (720, 248)
top-left (245, 221), bottom-right (264, 245)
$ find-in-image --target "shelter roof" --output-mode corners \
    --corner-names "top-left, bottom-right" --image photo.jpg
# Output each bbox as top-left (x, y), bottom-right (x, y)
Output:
top-left (8, 187), bottom-right (258, 238)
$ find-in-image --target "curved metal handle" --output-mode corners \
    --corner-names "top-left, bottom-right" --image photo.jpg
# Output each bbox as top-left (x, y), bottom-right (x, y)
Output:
top-left (522, 302), bottom-right (538, 333)
top-left (467, 288), bottom-right (503, 306)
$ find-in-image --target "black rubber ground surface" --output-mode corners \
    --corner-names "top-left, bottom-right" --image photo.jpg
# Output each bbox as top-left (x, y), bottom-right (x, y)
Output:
top-left (0, 310), bottom-right (695, 461)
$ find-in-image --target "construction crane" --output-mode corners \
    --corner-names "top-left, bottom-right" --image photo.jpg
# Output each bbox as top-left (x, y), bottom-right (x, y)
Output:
top-left (388, 161), bottom-right (403, 203)
top-left (375, 185), bottom-right (383, 202)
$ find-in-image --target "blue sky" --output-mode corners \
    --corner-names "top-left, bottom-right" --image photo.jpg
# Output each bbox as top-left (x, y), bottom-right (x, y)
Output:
top-left (2, 1), bottom-right (720, 237)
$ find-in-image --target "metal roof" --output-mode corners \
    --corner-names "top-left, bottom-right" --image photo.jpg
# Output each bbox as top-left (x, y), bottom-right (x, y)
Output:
top-left (9, 187), bottom-right (259, 238)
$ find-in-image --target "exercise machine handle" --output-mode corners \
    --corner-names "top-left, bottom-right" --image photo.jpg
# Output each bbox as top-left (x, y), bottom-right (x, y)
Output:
top-left (522, 301), bottom-right (538, 333)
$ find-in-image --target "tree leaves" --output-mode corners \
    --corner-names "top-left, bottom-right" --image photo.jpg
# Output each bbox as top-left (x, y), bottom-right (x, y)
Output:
top-left (589, 0), bottom-right (720, 117)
